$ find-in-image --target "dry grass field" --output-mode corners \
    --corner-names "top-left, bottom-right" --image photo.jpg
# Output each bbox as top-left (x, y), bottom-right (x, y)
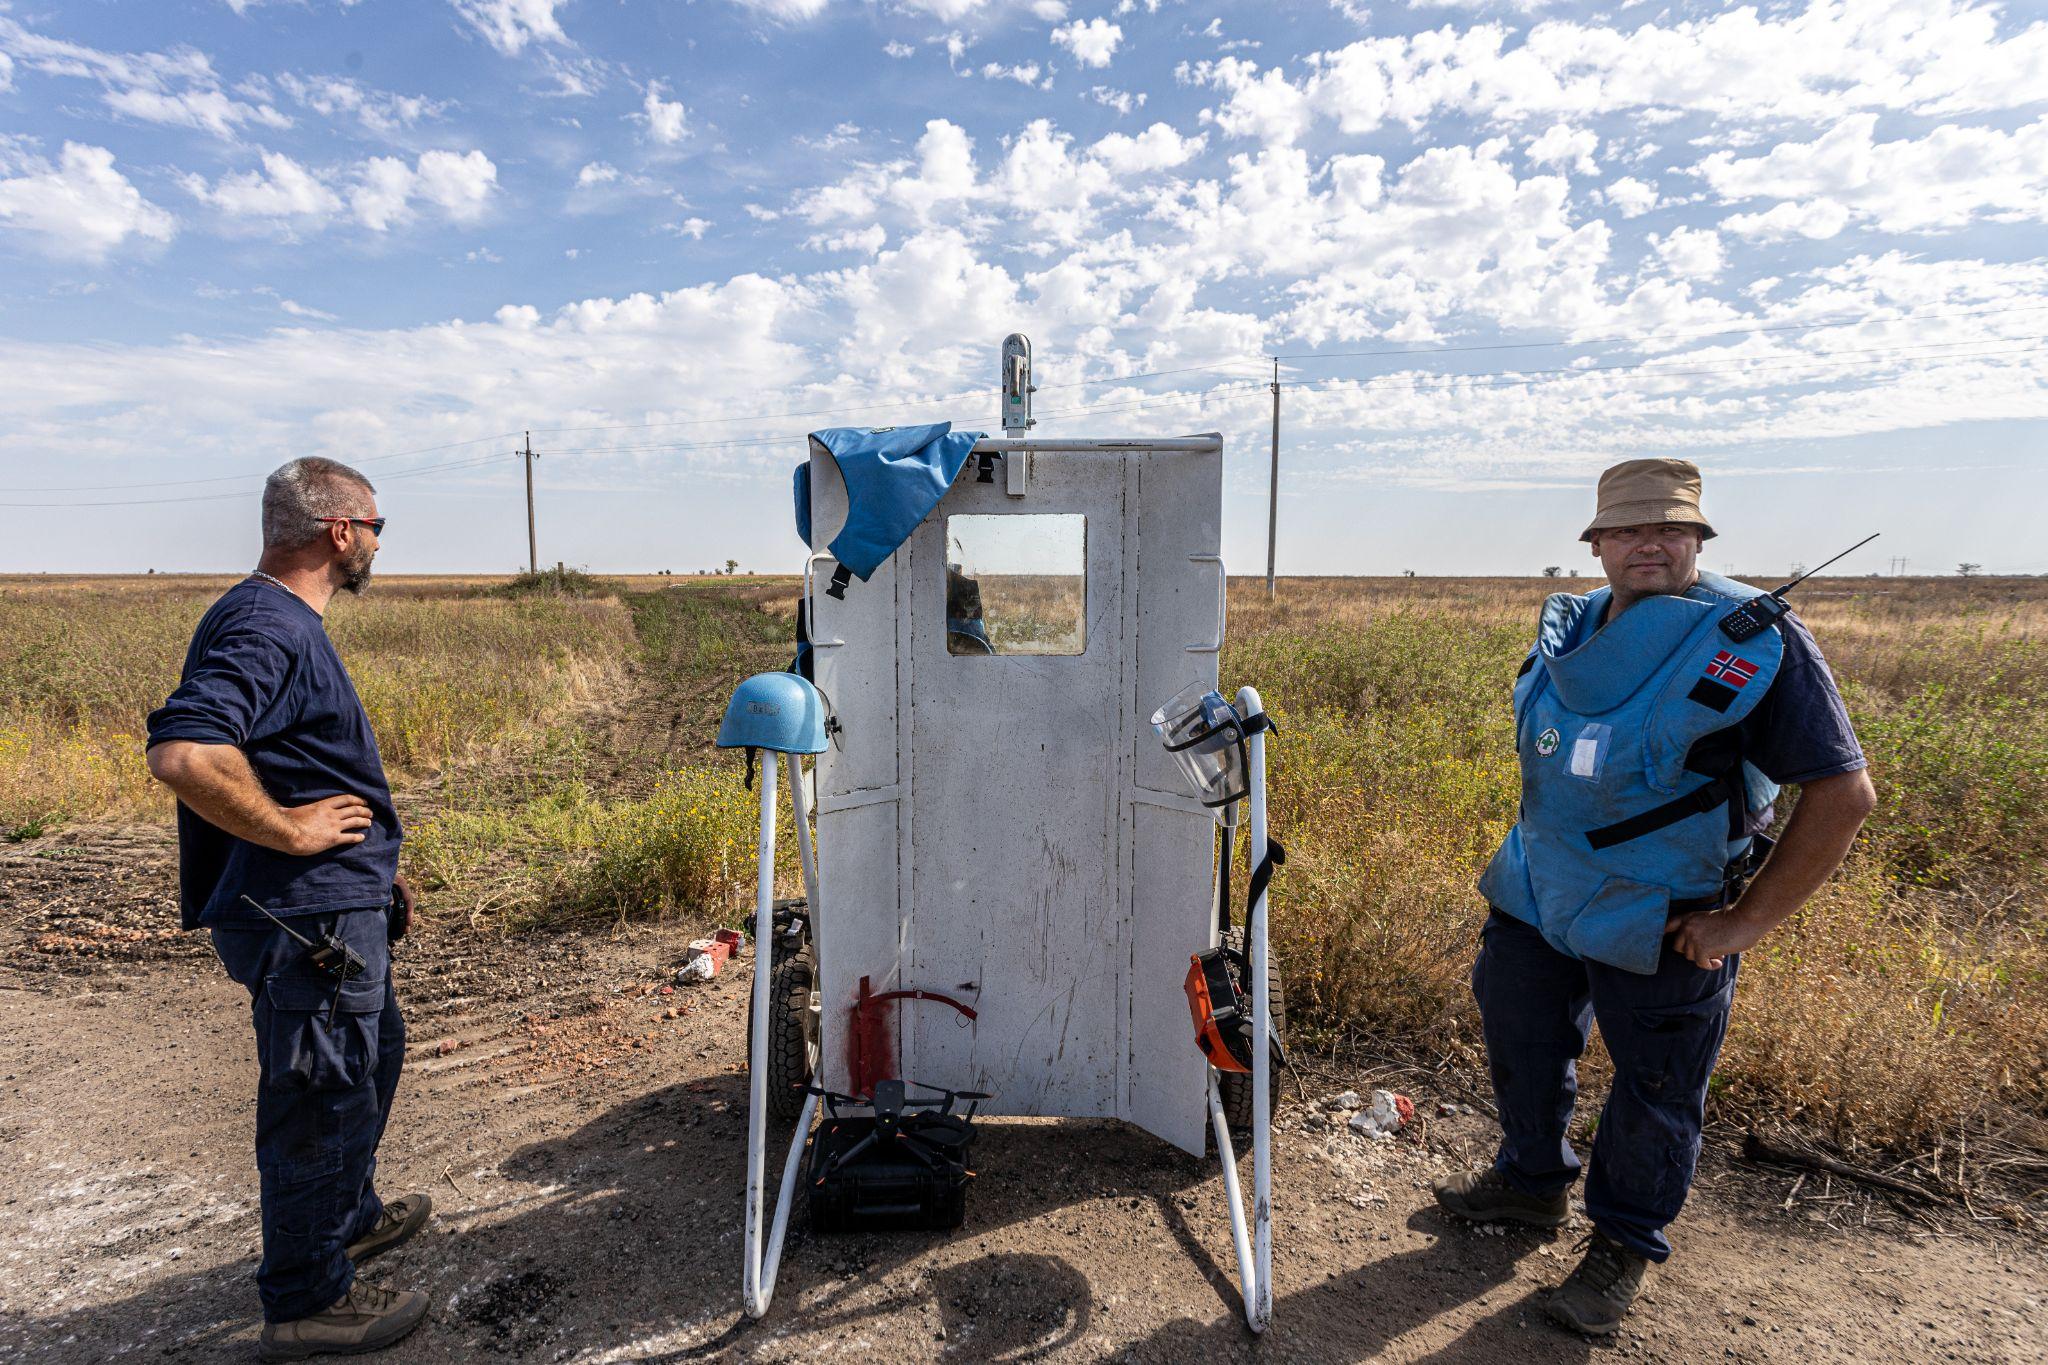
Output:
top-left (2, 569), bottom-right (2041, 1210)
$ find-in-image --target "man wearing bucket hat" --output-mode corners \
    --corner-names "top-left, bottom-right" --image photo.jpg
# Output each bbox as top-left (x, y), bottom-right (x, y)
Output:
top-left (1435, 458), bottom-right (1876, 1335)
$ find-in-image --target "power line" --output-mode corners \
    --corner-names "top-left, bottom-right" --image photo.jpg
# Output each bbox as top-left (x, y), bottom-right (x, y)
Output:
top-left (1268, 300), bottom-right (2048, 363)
top-left (0, 450), bottom-right (513, 508)
top-left (509, 337), bottom-right (2044, 462)
top-left (1276, 339), bottom-right (2047, 397)
top-left (0, 431), bottom-right (523, 494)
top-left (523, 358), bottom-right (1267, 438)
top-left (5, 304), bottom-right (2040, 504)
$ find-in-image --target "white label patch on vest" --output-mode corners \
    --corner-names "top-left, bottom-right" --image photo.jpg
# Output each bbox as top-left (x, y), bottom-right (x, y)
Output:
top-left (1568, 723), bottom-right (1613, 782)
top-left (1536, 727), bottom-right (1561, 757)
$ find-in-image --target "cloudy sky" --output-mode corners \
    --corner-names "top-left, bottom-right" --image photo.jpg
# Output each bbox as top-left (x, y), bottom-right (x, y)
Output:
top-left (1, 0), bottom-right (2043, 577)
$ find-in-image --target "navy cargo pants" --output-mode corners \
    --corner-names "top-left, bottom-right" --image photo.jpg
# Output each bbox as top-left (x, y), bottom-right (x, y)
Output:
top-left (212, 909), bottom-right (404, 1323)
top-left (1472, 908), bottom-right (1737, 1262)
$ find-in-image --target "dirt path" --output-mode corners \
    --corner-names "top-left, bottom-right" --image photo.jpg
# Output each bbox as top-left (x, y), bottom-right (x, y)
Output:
top-left (1, 836), bottom-right (2041, 1364)
top-left (4, 586), bottom-right (2040, 1362)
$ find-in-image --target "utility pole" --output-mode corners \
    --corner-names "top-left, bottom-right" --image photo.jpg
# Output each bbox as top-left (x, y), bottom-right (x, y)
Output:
top-left (1265, 357), bottom-right (1280, 599)
top-left (522, 431), bottom-right (538, 575)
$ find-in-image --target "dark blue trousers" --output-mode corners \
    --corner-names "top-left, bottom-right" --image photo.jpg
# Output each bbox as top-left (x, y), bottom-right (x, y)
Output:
top-left (212, 909), bottom-right (404, 1323)
top-left (1472, 908), bottom-right (1736, 1262)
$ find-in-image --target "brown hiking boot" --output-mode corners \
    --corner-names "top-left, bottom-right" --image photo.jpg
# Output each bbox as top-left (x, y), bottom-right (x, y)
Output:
top-left (345, 1193), bottom-right (433, 1264)
top-left (258, 1281), bottom-right (429, 1360)
top-left (1433, 1166), bottom-right (1570, 1227)
top-left (1545, 1230), bottom-right (1649, 1336)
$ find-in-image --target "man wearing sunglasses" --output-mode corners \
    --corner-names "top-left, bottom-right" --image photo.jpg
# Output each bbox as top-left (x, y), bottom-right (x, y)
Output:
top-left (146, 457), bottom-right (431, 1359)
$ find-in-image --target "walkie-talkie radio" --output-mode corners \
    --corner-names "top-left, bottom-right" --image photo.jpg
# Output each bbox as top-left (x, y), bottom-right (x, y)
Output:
top-left (239, 894), bottom-right (367, 981)
top-left (1720, 533), bottom-right (1880, 643)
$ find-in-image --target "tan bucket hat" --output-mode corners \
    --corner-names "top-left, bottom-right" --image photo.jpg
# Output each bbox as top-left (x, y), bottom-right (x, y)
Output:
top-left (1580, 457), bottom-right (1717, 542)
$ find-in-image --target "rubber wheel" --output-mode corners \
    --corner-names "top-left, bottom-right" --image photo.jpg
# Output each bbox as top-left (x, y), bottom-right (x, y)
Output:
top-left (749, 938), bottom-right (818, 1122)
top-left (1217, 931), bottom-right (1285, 1141)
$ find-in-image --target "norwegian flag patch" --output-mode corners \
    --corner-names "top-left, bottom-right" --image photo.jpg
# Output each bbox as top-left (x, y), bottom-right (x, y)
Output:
top-left (1688, 650), bottom-right (1761, 713)
top-left (1704, 651), bottom-right (1760, 689)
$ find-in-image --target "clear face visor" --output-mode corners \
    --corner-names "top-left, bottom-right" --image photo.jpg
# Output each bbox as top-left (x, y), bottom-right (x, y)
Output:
top-left (1152, 682), bottom-right (1249, 809)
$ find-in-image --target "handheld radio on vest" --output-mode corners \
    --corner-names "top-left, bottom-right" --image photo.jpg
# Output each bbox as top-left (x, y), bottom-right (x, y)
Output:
top-left (1719, 532), bottom-right (1880, 643)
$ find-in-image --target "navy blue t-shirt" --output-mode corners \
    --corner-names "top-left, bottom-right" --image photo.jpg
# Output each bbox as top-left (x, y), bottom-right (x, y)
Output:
top-left (146, 579), bottom-right (401, 930)
top-left (1734, 610), bottom-right (1866, 786)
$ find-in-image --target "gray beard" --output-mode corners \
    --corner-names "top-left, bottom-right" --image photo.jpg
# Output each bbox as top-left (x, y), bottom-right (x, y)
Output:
top-left (341, 546), bottom-right (374, 595)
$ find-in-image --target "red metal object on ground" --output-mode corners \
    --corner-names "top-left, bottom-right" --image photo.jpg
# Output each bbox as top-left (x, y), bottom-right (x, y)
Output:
top-left (684, 929), bottom-right (749, 979)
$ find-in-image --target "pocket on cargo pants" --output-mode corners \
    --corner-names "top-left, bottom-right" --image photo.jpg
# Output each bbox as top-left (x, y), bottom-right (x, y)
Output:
top-left (253, 970), bottom-right (389, 1319)
top-left (254, 973), bottom-right (388, 1186)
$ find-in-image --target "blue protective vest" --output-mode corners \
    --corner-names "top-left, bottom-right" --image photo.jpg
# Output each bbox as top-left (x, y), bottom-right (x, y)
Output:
top-left (1477, 571), bottom-right (1784, 975)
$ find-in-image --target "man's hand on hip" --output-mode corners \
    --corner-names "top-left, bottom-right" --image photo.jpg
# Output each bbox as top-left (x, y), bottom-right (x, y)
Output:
top-left (1664, 907), bottom-right (1764, 971)
top-left (1664, 770), bottom-right (1879, 971)
top-left (147, 740), bottom-right (376, 857)
top-left (282, 794), bottom-right (375, 855)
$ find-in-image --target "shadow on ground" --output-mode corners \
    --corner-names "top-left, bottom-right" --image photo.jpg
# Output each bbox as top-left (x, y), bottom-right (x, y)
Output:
top-left (13, 1072), bottom-right (1599, 1363)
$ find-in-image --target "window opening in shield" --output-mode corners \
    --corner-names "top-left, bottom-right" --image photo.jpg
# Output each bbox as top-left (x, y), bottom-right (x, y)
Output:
top-left (944, 514), bottom-right (1087, 656)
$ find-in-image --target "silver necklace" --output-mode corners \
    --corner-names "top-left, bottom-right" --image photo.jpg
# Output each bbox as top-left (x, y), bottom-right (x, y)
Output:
top-left (249, 569), bottom-right (300, 600)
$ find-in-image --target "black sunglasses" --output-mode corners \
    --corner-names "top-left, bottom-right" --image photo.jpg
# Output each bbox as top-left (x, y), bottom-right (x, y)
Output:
top-left (316, 516), bottom-right (386, 536)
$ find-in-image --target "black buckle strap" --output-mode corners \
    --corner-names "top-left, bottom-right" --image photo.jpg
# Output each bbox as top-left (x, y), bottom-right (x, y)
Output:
top-left (1247, 837), bottom-right (1286, 913)
top-left (1584, 775), bottom-right (1739, 851)
top-left (825, 563), bottom-right (853, 600)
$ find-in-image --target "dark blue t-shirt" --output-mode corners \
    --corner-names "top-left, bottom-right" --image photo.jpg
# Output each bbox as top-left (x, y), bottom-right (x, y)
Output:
top-left (1735, 610), bottom-right (1866, 786)
top-left (146, 579), bottom-right (401, 930)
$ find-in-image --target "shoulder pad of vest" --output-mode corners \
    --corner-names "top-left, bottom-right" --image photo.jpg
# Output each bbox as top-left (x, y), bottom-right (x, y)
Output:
top-left (1690, 570), bottom-right (1767, 605)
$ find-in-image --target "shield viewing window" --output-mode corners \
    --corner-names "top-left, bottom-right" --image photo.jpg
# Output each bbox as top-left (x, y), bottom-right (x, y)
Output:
top-left (943, 513), bottom-right (1087, 656)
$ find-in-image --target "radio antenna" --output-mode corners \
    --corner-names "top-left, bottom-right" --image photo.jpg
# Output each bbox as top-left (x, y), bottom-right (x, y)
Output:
top-left (1772, 532), bottom-right (1881, 598)
top-left (1721, 531), bottom-right (1881, 643)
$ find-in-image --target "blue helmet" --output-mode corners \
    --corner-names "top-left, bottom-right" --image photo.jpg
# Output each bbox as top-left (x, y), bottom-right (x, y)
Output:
top-left (717, 671), bottom-right (829, 756)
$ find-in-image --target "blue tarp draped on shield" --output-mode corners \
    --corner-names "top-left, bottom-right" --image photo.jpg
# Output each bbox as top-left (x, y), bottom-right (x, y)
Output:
top-left (793, 422), bottom-right (984, 579)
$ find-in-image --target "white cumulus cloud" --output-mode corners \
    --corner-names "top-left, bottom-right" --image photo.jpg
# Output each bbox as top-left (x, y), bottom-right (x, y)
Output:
top-left (412, 149), bottom-right (498, 221)
top-left (1090, 123), bottom-right (1206, 175)
top-left (1695, 113), bottom-right (2048, 234)
top-left (1052, 18), bottom-right (1122, 69)
top-left (0, 17), bottom-right (291, 139)
top-left (450, 0), bottom-right (568, 55)
top-left (724, 0), bottom-right (831, 17)
top-left (1526, 122), bottom-right (1597, 176)
top-left (275, 74), bottom-right (442, 139)
top-left (0, 142), bottom-right (176, 261)
top-left (1184, 6), bottom-right (2048, 149)
top-left (1600, 175), bottom-right (1660, 218)
top-left (185, 148), bottom-right (498, 233)
top-left (1721, 198), bottom-right (1853, 243)
top-left (1650, 225), bottom-right (1724, 280)
top-left (640, 82), bottom-right (688, 143)
top-left (980, 62), bottom-right (1042, 86)
top-left (182, 151), bottom-right (343, 220)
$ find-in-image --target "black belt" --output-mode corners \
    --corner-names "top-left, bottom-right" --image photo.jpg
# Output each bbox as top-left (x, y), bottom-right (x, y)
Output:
top-left (1672, 834), bottom-right (1776, 915)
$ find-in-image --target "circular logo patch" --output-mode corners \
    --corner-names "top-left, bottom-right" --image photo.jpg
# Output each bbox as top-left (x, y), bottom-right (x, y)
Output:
top-left (1535, 727), bottom-right (1561, 757)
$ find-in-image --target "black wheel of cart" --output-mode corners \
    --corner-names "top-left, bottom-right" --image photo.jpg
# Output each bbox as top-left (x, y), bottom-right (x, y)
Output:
top-left (748, 900), bottom-right (819, 1123)
top-left (1217, 929), bottom-right (1285, 1142)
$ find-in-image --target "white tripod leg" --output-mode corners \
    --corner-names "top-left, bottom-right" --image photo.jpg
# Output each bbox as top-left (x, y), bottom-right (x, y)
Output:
top-left (1200, 687), bottom-right (1277, 1333)
top-left (742, 756), bottom-right (816, 1319)
top-left (1240, 684), bottom-right (1274, 1333)
top-left (1208, 1075), bottom-right (1260, 1326)
top-left (787, 752), bottom-right (820, 913)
